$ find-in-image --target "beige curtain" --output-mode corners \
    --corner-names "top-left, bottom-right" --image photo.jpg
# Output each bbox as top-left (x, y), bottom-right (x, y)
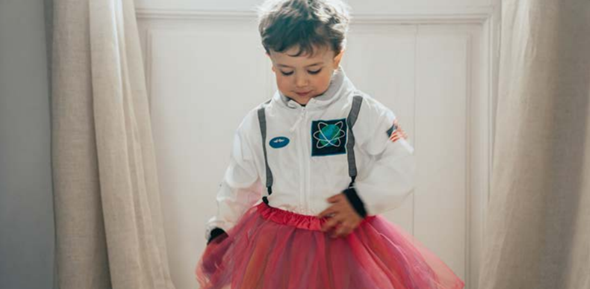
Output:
top-left (479, 1), bottom-right (590, 289)
top-left (50, 0), bottom-right (176, 288)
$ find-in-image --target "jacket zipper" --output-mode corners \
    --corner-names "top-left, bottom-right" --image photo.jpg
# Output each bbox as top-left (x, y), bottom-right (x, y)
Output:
top-left (293, 106), bottom-right (307, 213)
top-left (302, 108), bottom-right (309, 213)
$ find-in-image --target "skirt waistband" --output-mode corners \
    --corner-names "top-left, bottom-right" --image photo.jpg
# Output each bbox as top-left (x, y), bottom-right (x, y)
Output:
top-left (255, 202), bottom-right (328, 231)
top-left (255, 202), bottom-right (374, 231)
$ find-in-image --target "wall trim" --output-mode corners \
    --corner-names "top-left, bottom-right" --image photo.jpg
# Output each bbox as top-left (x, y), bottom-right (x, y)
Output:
top-left (136, 6), bottom-right (495, 24)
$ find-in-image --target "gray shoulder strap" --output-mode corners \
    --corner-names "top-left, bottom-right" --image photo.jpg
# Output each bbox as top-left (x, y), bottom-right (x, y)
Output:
top-left (257, 101), bottom-right (273, 198)
top-left (346, 95), bottom-right (364, 185)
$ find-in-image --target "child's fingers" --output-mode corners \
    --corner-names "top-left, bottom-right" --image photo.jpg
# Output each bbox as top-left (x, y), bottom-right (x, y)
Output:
top-left (333, 223), bottom-right (353, 238)
top-left (321, 216), bottom-right (340, 232)
top-left (318, 207), bottom-right (336, 218)
top-left (327, 194), bottom-right (343, 203)
top-left (332, 214), bottom-right (362, 237)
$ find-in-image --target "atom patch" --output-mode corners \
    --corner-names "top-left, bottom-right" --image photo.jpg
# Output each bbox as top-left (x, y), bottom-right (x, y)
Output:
top-left (311, 118), bottom-right (347, 156)
top-left (386, 119), bottom-right (408, 142)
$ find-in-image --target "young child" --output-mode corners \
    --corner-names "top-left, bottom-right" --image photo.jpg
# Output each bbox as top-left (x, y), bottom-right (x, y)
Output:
top-left (196, 0), bottom-right (465, 288)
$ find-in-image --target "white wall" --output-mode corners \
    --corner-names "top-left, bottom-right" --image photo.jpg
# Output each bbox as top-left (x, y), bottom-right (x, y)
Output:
top-left (0, 1), bottom-right (55, 289)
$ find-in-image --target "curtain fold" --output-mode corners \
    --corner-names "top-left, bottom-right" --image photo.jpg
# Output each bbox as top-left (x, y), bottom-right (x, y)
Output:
top-left (51, 0), bottom-right (176, 288)
top-left (479, 1), bottom-right (590, 289)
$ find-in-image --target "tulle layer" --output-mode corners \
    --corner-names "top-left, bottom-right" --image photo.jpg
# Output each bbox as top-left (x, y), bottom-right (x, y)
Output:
top-left (196, 202), bottom-right (465, 289)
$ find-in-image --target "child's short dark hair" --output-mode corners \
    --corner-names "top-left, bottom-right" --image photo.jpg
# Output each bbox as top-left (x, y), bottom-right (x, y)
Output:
top-left (256, 0), bottom-right (351, 57)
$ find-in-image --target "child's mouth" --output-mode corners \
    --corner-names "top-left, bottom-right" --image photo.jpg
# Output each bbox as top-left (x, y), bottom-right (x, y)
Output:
top-left (295, 91), bottom-right (311, 96)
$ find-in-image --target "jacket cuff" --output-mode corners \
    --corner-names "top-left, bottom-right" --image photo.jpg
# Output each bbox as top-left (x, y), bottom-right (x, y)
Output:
top-left (207, 227), bottom-right (227, 245)
top-left (342, 187), bottom-right (368, 218)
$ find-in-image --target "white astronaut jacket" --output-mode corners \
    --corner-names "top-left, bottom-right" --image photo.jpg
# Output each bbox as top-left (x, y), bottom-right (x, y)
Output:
top-left (205, 66), bottom-right (416, 242)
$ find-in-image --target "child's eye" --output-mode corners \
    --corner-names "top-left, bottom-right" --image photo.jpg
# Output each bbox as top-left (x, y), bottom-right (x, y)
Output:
top-left (279, 69), bottom-right (322, 76)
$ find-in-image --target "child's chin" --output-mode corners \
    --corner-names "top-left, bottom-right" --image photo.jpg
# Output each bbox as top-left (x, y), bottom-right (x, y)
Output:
top-left (302, 95), bottom-right (318, 102)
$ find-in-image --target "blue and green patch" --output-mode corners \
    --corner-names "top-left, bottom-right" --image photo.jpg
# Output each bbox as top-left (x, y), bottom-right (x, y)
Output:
top-left (311, 118), bottom-right (347, 156)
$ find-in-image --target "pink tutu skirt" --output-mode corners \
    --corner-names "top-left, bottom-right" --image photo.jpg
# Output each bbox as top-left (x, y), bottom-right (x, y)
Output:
top-left (196, 202), bottom-right (465, 289)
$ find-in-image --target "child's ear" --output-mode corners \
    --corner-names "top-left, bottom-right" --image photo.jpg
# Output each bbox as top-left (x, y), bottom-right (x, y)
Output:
top-left (333, 49), bottom-right (345, 68)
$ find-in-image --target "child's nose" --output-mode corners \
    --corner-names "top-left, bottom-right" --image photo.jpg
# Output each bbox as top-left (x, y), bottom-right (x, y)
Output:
top-left (295, 74), bottom-right (309, 88)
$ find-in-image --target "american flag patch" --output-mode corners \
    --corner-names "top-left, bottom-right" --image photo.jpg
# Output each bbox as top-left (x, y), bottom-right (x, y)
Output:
top-left (386, 119), bottom-right (408, 142)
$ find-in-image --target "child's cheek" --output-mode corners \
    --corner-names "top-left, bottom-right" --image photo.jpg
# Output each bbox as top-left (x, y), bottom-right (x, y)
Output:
top-left (316, 73), bottom-right (332, 91)
top-left (276, 76), bottom-right (290, 92)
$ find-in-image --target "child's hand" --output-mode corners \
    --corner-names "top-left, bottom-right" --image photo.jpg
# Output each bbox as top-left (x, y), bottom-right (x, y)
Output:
top-left (201, 233), bottom-right (229, 275)
top-left (318, 193), bottom-right (363, 238)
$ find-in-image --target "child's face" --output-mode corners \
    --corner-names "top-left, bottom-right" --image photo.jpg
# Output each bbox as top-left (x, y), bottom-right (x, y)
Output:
top-left (267, 45), bottom-right (344, 105)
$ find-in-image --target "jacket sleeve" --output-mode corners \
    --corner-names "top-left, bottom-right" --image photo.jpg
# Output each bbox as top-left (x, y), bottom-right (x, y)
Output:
top-left (344, 97), bottom-right (416, 216)
top-left (205, 113), bottom-right (264, 241)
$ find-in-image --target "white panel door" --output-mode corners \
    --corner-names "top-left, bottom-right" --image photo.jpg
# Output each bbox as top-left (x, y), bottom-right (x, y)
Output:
top-left (137, 5), bottom-right (497, 289)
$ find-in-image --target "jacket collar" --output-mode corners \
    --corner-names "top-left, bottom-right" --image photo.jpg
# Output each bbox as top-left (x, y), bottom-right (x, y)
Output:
top-left (272, 65), bottom-right (355, 110)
